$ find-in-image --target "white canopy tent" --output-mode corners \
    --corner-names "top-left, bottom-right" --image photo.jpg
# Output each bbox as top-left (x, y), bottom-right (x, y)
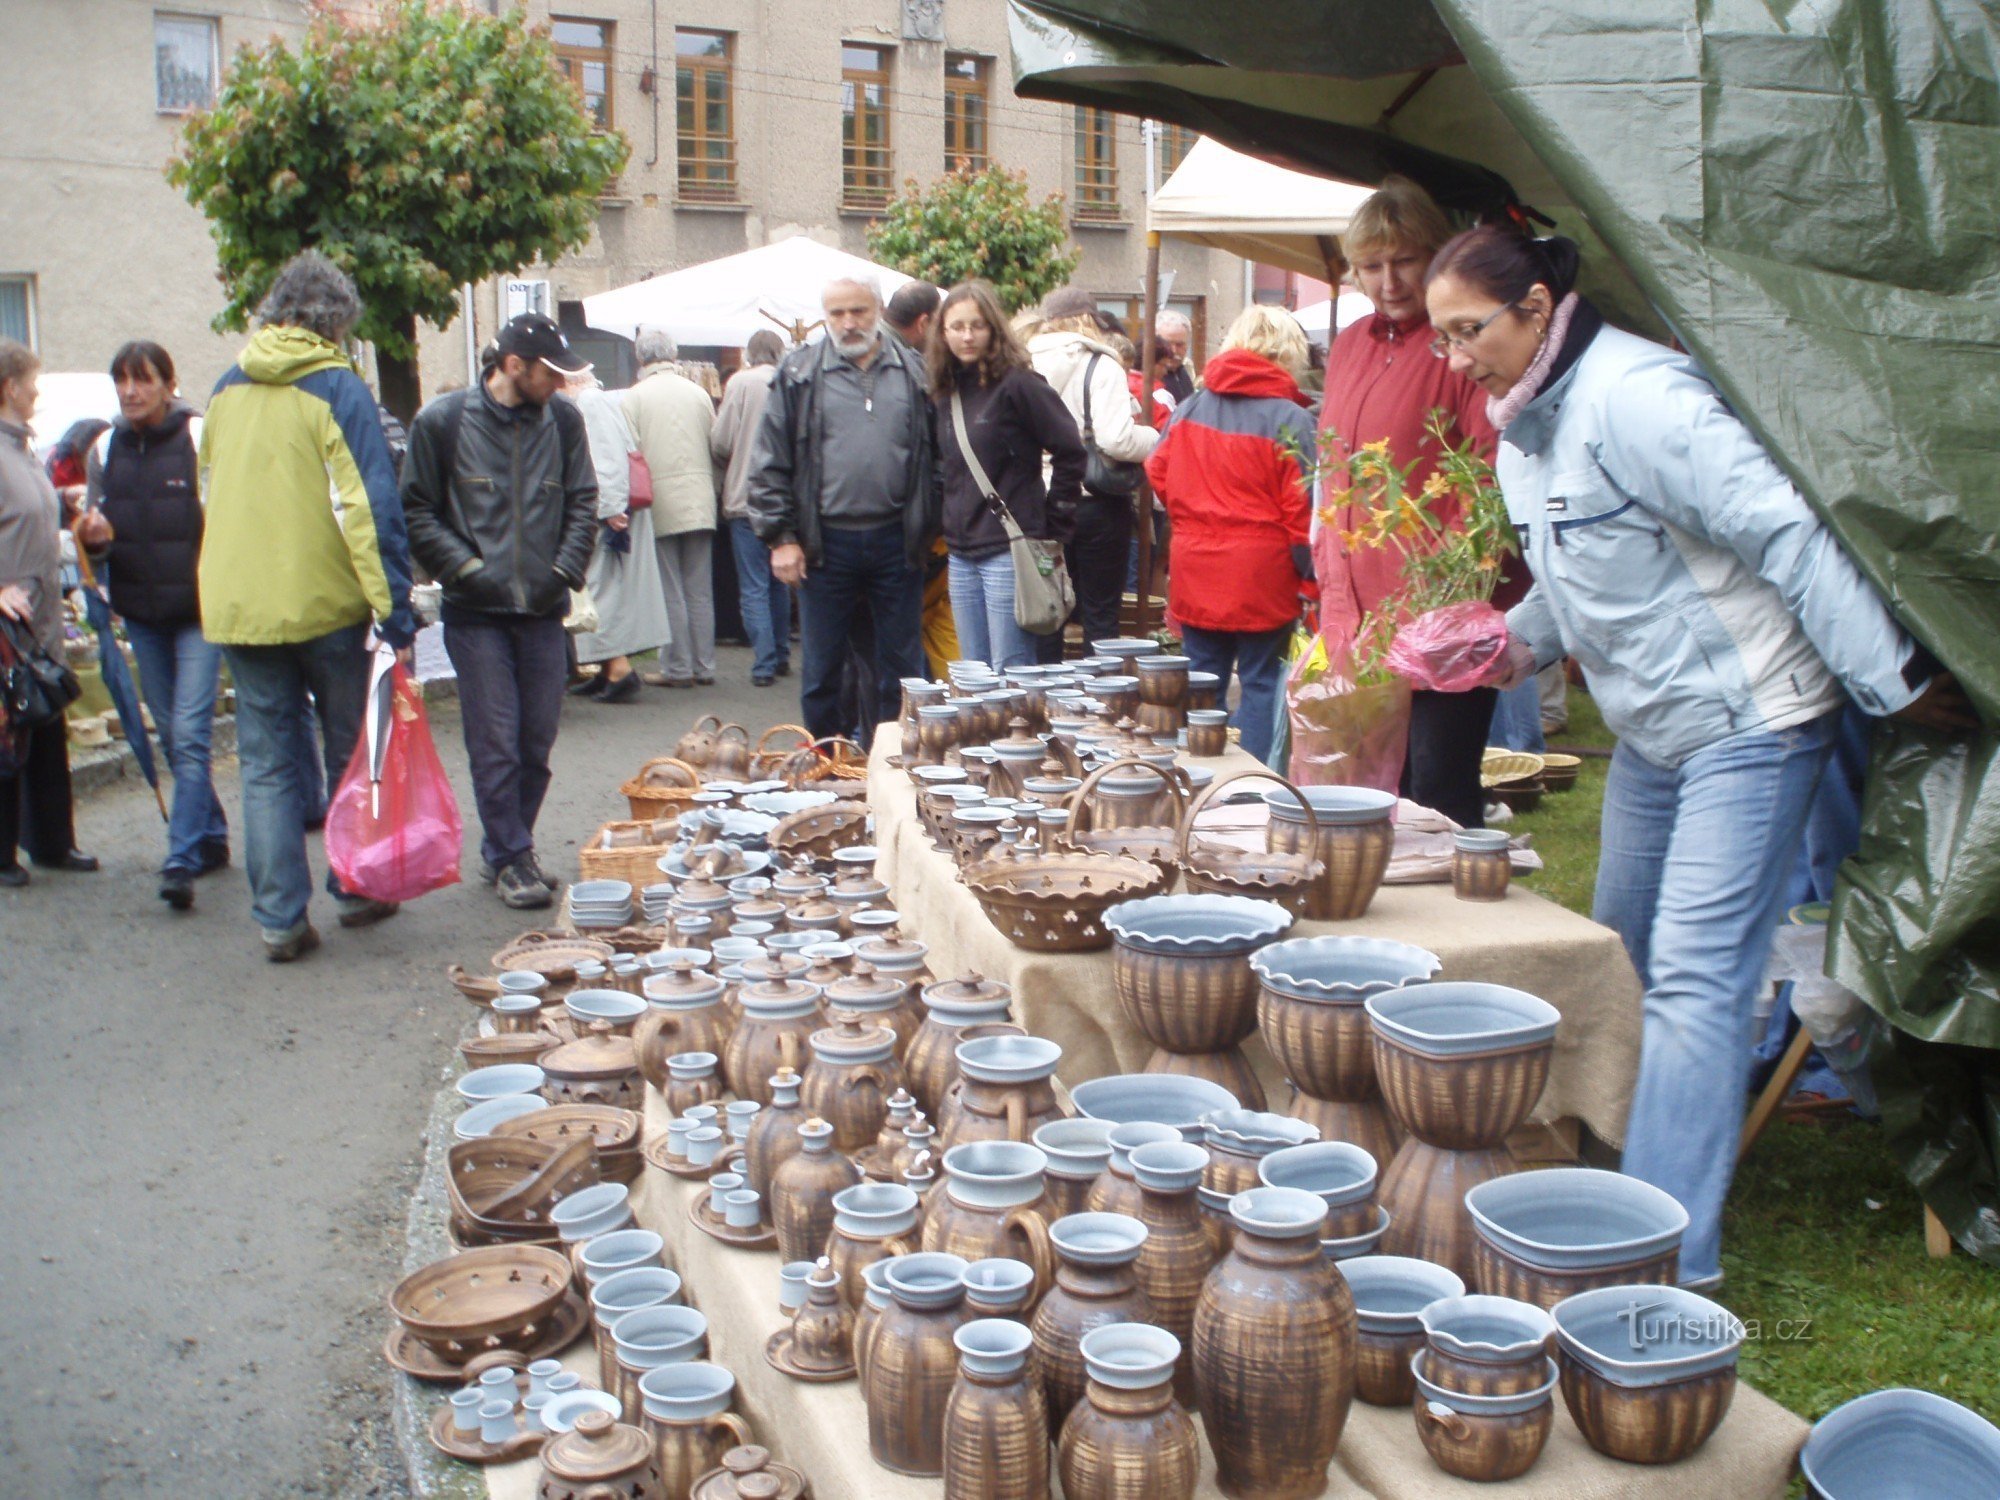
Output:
top-left (1294, 291), bottom-right (1379, 343)
top-left (1146, 138), bottom-right (1377, 283)
top-left (581, 235), bottom-right (915, 348)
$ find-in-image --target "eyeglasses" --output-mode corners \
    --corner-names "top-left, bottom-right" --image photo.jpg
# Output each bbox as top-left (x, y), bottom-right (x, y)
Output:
top-left (1430, 304), bottom-right (1520, 359)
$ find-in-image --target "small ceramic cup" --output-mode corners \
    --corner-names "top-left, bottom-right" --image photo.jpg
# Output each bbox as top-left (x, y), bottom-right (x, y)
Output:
top-left (526, 1359), bottom-right (562, 1401)
top-left (478, 1399), bottom-right (516, 1445)
top-left (725, 1100), bottom-right (762, 1142)
top-left (546, 1371), bottom-right (581, 1396)
top-left (725, 1189), bottom-right (761, 1229)
top-left (665, 1117), bottom-right (693, 1160)
top-left (686, 1126), bottom-right (725, 1167)
top-left (522, 1393), bottom-right (552, 1433)
top-left (450, 1387), bottom-right (483, 1433)
top-left (780, 1260), bottom-right (815, 1316)
top-left (478, 1366), bottom-right (517, 1398)
top-left (685, 1103), bottom-right (721, 1126)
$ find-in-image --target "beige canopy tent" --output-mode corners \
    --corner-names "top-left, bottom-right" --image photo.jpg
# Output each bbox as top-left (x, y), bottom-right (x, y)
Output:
top-left (1147, 137), bottom-right (1376, 283)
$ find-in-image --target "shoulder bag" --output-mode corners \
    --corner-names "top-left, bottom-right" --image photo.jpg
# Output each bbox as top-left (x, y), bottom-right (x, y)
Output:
top-left (949, 388), bottom-right (1075, 636)
top-left (0, 613), bottom-right (81, 732)
top-left (1079, 352), bottom-right (1145, 500)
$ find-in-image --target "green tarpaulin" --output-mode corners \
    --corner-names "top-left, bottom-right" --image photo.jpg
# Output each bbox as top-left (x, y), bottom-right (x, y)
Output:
top-left (1012, 0), bottom-right (2000, 1261)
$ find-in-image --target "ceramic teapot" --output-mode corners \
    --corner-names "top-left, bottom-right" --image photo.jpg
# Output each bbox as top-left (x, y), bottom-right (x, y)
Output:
top-left (724, 977), bottom-right (822, 1108)
top-left (674, 715), bottom-right (724, 771)
top-left (707, 723), bottom-right (753, 780)
top-left (801, 1010), bottom-right (904, 1152)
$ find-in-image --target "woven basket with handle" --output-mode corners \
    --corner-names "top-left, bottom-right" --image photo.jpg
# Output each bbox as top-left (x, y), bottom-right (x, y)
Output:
top-left (618, 756), bottom-right (704, 821)
top-left (577, 819), bottom-right (679, 889)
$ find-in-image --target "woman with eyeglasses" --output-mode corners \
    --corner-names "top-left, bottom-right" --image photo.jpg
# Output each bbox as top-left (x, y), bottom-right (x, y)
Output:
top-left (1316, 176), bottom-right (1524, 826)
top-left (1425, 223), bottom-right (1974, 1290)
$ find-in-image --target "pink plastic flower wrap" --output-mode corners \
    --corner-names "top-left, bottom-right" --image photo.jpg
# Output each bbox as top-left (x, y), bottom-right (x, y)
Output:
top-left (1285, 629), bottom-right (1412, 797)
top-left (326, 663), bottom-right (463, 903)
top-left (1385, 601), bottom-right (1512, 694)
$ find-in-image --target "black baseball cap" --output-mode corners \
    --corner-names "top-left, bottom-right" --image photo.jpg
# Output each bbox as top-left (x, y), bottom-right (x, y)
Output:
top-left (496, 313), bottom-right (592, 375)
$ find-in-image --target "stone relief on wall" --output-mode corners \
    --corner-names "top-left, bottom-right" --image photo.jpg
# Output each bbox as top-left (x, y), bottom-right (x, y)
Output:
top-left (902, 0), bottom-right (945, 42)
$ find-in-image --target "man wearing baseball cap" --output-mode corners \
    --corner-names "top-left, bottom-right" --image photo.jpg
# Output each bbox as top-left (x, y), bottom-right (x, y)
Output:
top-left (402, 313), bottom-right (599, 909)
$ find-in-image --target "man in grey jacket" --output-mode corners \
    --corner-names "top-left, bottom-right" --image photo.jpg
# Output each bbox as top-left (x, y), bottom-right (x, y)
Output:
top-left (746, 276), bottom-right (940, 739)
top-left (402, 313), bottom-right (597, 909)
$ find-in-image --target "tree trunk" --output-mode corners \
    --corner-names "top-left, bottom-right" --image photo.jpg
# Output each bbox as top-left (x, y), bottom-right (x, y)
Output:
top-left (377, 310), bottom-right (423, 424)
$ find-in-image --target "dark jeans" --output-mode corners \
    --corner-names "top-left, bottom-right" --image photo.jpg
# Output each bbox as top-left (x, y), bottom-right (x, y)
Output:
top-left (126, 618), bottom-right (229, 874)
top-left (1069, 496), bottom-right (1135, 648)
top-left (0, 717), bottom-right (77, 869)
top-left (799, 522), bottom-right (924, 742)
top-left (729, 516), bottom-right (792, 678)
top-left (1402, 686), bottom-right (1499, 828)
top-left (1180, 623), bottom-right (1293, 767)
top-left (444, 612), bottom-right (568, 871)
top-left (224, 622), bottom-right (372, 934)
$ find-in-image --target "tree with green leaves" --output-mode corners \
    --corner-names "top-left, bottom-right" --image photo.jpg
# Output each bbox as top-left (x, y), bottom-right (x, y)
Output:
top-left (167, 1), bottom-right (627, 419)
top-left (866, 166), bottom-right (1081, 314)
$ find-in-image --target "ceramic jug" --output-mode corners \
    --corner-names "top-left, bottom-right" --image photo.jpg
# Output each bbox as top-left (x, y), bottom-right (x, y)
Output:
top-left (635, 1362), bottom-right (752, 1500)
top-left (801, 1010), bottom-right (904, 1152)
top-left (1029, 1213), bottom-right (1154, 1429)
top-left (906, 973), bottom-right (1014, 1117)
top-left (865, 1252), bottom-right (973, 1477)
top-left (921, 1141), bottom-right (1056, 1308)
top-left (938, 1034), bottom-right (1066, 1154)
top-left (741, 1068), bottom-right (805, 1205)
top-left (942, 1318), bottom-right (1051, 1500)
top-left (1125, 1140), bottom-right (1220, 1406)
top-left (723, 977), bottom-right (822, 1108)
top-left (637, 961), bottom-right (735, 1092)
top-left (665, 1051), bottom-right (725, 1117)
top-left (769, 1117), bottom-right (861, 1264)
top-left (826, 1182), bottom-right (920, 1312)
top-left (1032, 1118), bottom-right (1116, 1219)
top-left (1193, 1186), bottom-right (1357, 1499)
top-left (1084, 1122), bottom-right (1181, 1222)
top-left (1055, 1324), bottom-right (1199, 1500)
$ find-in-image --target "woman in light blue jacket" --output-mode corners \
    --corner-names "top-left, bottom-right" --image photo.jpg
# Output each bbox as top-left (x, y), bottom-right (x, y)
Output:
top-left (1424, 226), bottom-right (1972, 1288)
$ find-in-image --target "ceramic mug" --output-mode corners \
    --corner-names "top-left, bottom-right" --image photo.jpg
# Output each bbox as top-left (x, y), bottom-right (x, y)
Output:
top-left (450, 1388), bottom-right (483, 1433)
top-left (526, 1359), bottom-right (562, 1400)
top-left (780, 1260), bottom-right (815, 1315)
top-left (726, 1189), bottom-right (762, 1229)
top-left (666, 1118), bottom-right (693, 1159)
top-left (522, 1393), bottom-right (551, 1433)
top-left (726, 1100), bottom-right (762, 1142)
top-left (686, 1126), bottom-right (725, 1167)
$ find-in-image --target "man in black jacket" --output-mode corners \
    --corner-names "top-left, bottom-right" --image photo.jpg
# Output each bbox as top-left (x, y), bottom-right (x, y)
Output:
top-left (402, 314), bottom-right (597, 909)
top-left (746, 276), bottom-right (940, 740)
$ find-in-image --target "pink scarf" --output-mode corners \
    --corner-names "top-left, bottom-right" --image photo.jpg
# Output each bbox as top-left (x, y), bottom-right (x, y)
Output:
top-left (1486, 292), bottom-right (1579, 431)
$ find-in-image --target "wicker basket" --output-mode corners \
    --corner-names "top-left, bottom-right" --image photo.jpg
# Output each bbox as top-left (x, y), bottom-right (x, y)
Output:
top-left (619, 756), bottom-right (705, 821)
top-left (577, 820), bottom-right (679, 889)
top-left (1481, 749), bottom-right (1546, 789)
top-left (748, 724), bottom-right (815, 780)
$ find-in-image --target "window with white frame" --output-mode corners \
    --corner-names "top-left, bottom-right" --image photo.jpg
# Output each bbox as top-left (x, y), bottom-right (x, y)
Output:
top-left (0, 278), bottom-right (34, 349)
top-left (155, 13), bottom-right (219, 113)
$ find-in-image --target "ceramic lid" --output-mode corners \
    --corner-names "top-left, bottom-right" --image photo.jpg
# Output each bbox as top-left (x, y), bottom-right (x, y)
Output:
top-left (825, 962), bottom-right (906, 1008)
top-left (787, 897), bottom-right (842, 923)
top-left (922, 971), bottom-right (1012, 1017)
top-left (810, 1010), bottom-right (897, 1061)
top-left (740, 954), bottom-right (809, 983)
top-left (853, 934), bottom-right (928, 969)
top-left (642, 960), bottom-right (725, 1007)
top-left (992, 719), bottom-right (1047, 758)
top-left (691, 1445), bottom-right (811, 1500)
top-left (677, 874), bottom-right (732, 906)
top-left (739, 977), bottom-right (821, 1014)
top-left (541, 1021), bottom-right (639, 1081)
top-left (830, 869), bottom-right (889, 898)
top-left (541, 1410), bottom-right (654, 1480)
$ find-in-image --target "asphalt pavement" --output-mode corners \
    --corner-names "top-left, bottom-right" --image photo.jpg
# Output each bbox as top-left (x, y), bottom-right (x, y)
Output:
top-left (0, 650), bottom-right (780, 1498)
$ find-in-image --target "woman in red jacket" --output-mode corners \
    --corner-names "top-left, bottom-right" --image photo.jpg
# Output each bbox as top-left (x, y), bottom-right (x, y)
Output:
top-left (1318, 176), bottom-right (1519, 826)
top-left (1145, 306), bottom-right (1316, 766)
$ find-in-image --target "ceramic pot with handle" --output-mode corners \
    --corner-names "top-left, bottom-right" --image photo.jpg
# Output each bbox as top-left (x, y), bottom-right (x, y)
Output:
top-left (664, 1051), bottom-right (726, 1117)
top-left (866, 1252), bottom-right (974, 1476)
top-left (1193, 1186), bottom-right (1358, 1499)
top-left (827, 1182), bottom-right (920, 1312)
top-left (802, 1010), bottom-right (904, 1152)
top-left (724, 977), bottom-right (822, 1108)
top-left (1056, 1324), bottom-right (1199, 1500)
top-left (770, 1118), bottom-right (861, 1264)
top-left (1030, 1213), bottom-right (1154, 1431)
top-left (907, 973), bottom-right (1014, 1117)
top-left (707, 723), bottom-right (752, 780)
top-left (939, 1034), bottom-right (1065, 1153)
top-left (634, 1363), bottom-right (753, 1500)
top-left (674, 714), bottom-right (723, 771)
top-left (540, 1021), bottom-right (645, 1111)
top-left (922, 1141), bottom-right (1056, 1309)
top-left (943, 1317), bottom-right (1051, 1500)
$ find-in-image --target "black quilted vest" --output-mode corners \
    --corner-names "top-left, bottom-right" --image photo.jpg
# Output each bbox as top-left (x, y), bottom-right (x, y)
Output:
top-left (99, 407), bottom-right (203, 627)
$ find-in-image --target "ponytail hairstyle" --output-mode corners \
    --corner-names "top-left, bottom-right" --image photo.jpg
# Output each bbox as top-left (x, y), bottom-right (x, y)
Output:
top-left (1425, 227), bottom-right (1582, 308)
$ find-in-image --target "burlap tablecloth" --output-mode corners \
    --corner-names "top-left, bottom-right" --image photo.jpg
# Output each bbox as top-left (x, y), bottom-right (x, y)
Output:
top-left (867, 726), bottom-right (1644, 1148)
top-left (473, 1102), bottom-right (1804, 1499)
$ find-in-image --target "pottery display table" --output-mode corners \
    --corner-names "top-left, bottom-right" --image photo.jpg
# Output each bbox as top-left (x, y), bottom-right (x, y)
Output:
top-left (474, 1102), bottom-right (1807, 1500)
top-left (866, 726), bottom-right (1646, 1150)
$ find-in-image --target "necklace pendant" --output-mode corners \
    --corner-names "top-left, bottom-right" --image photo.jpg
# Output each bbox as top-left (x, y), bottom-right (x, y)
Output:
top-left (865, 397), bottom-right (873, 413)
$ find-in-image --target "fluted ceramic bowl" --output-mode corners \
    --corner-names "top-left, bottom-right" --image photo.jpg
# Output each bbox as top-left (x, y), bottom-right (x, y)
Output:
top-left (1800, 1388), bottom-right (2000, 1499)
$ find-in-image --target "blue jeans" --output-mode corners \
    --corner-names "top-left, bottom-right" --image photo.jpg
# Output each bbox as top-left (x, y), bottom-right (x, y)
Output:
top-left (126, 619), bottom-right (229, 874)
top-left (729, 517), bottom-right (792, 678)
top-left (948, 550), bottom-right (1036, 671)
top-left (799, 522), bottom-right (925, 742)
top-left (222, 622), bottom-right (372, 937)
top-left (1488, 676), bottom-right (1547, 754)
top-left (1179, 623), bottom-right (1291, 767)
top-left (443, 613), bottom-right (568, 871)
top-left (1596, 714), bottom-right (1836, 1285)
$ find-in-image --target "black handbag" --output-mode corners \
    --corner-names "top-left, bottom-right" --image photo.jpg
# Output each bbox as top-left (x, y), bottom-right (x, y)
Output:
top-left (0, 614), bottom-right (81, 732)
top-left (1079, 353), bottom-right (1145, 500)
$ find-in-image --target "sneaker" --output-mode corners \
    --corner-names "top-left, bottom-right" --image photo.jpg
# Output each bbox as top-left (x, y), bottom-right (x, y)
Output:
top-left (264, 922), bottom-right (322, 963)
top-left (774, 660), bottom-right (791, 678)
top-left (497, 860), bottom-right (555, 910)
top-left (519, 851), bottom-right (561, 891)
top-left (478, 859), bottom-right (501, 885)
top-left (159, 869), bottom-right (195, 911)
top-left (336, 896), bottom-right (401, 929)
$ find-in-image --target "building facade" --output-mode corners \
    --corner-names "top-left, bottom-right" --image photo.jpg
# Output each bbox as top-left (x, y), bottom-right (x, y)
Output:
top-left (0, 0), bottom-right (1246, 410)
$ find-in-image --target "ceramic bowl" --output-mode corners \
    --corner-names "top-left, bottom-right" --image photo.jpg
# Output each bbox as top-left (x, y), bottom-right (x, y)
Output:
top-left (590, 1266), bottom-right (685, 1322)
top-left (1365, 982), bottom-right (1561, 1058)
top-left (1800, 1388), bottom-right (2000, 1499)
top-left (611, 1303), bottom-right (708, 1367)
top-left (1049, 1212), bottom-right (1148, 1267)
top-left (1103, 894), bottom-right (1295, 955)
top-left (741, 789), bottom-right (839, 817)
top-left (548, 1182), bottom-right (633, 1243)
top-left (453, 1093), bottom-right (550, 1140)
top-left (455, 1064), bottom-right (547, 1103)
top-left (955, 1032), bottom-right (1062, 1085)
top-left (1320, 1205), bottom-right (1393, 1262)
top-left (1262, 785), bottom-right (1398, 826)
top-left (1421, 1294), bottom-right (1555, 1365)
top-left (1069, 1074), bottom-right (1239, 1140)
top-left (1413, 1351), bottom-right (1561, 1417)
top-left (569, 879), bottom-right (634, 904)
top-left (563, 988), bottom-right (648, 1032)
top-left (579, 1228), bottom-right (666, 1284)
top-left (1551, 1284), bottom-right (1742, 1464)
top-left (541, 1389), bottom-right (622, 1432)
top-left (960, 1257), bottom-right (1037, 1314)
top-left (1337, 1256), bottom-right (1467, 1334)
top-left (1260, 1140), bottom-right (1379, 1210)
top-left (1252, 935), bottom-right (1442, 1003)
top-left (637, 1360), bottom-right (736, 1422)
top-left (1467, 1169), bottom-right (1689, 1272)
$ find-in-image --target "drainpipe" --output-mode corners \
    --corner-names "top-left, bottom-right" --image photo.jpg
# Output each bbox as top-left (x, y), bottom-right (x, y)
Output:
top-left (644, 0), bottom-right (660, 168)
top-left (462, 284), bottom-right (478, 384)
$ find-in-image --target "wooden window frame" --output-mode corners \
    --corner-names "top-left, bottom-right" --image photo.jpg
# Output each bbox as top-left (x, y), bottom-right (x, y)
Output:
top-left (675, 28), bottom-right (738, 204)
top-left (154, 12), bottom-right (219, 115)
top-left (842, 43), bottom-right (895, 211)
top-left (943, 53), bottom-right (989, 175)
top-left (552, 16), bottom-right (615, 131)
top-left (1073, 106), bottom-right (1121, 222)
top-left (1158, 122), bottom-right (1197, 179)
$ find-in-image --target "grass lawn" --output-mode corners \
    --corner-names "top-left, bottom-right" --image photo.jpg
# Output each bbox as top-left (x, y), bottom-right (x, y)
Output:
top-left (1505, 688), bottom-right (2000, 1431)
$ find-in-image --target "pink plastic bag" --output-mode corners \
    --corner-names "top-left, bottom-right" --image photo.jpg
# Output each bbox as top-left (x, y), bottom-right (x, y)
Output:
top-left (1386, 601), bottom-right (1511, 694)
top-left (1285, 629), bottom-right (1412, 797)
top-left (326, 661), bottom-right (463, 903)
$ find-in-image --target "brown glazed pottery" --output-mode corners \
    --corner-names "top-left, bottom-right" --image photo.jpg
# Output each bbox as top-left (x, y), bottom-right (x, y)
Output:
top-left (961, 847), bottom-right (1172, 954)
top-left (1193, 1186), bottom-right (1356, 1500)
top-left (689, 1444), bottom-right (811, 1500)
top-left (779, 1260), bottom-right (856, 1379)
top-left (938, 1034), bottom-right (1066, 1153)
top-left (853, 1259), bottom-right (897, 1392)
top-left (826, 1183), bottom-right (921, 1312)
top-left (906, 973), bottom-right (1014, 1118)
top-left (1411, 1350), bottom-right (1559, 1482)
top-left (769, 1118), bottom-right (861, 1265)
top-left (942, 1318), bottom-right (1051, 1500)
top-left (492, 1104), bottom-right (643, 1188)
top-left (891, 1114), bottom-right (940, 1184)
top-left (1470, 1235), bottom-right (1679, 1311)
top-left (1418, 1294), bottom-right (1556, 1398)
top-left (1197, 1110), bottom-right (1321, 1255)
top-left (637, 1364), bottom-right (756, 1500)
top-left (635, 962), bottom-right (736, 1092)
top-left (664, 1052), bottom-right (726, 1117)
top-left (391, 1244), bottom-right (575, 1363)
top-left (822, 963), bottom-right (925, 1063)
top-left (922, 1141), bottom-right (1056, 1305)
top-left (1033, 1117), bottom-right (1116, 1219)
top-left (1262, 786), bottom-right (1395, 922)
top-left (540, 1021), bottom-right (645, 1111)
top-left (865, 1252), bottom-right (974, 1476)
top-left (724, 977), bottom-right (823, 1107)
top-left (1174, 767), bottom-right (1325, 919)
top-left (1124, 1140), bottom-right (1220, 1406)
top-left (1084, 1122), bottom-right (1182, 1221)
top-left (1561, 1362), bottom-right (1738, 1466)
top-left (536, 1410), bottom-right (668, 1500)
top-left (1452, 829), bottom-right (1512, 901)
top-left (1056, 1323), bottom-right (1200, 1500)
top-left (741, 1068), bottom-right (805, 1206)
top-left (1372, 1034), bottom-right (1552, 1151)
top-left (862, 1089), bottom-right (920, 1180)
top-left (1378, 1144), bottom-right (1517, 1283)
top-left (1029, 1213), bottom-right (1154, 1430)
top-left (801, 1010), bottom-right (903, 1152)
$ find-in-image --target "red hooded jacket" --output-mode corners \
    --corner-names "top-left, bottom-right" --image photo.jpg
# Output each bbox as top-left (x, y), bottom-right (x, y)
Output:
top-left (1145, 348), bottom-right (1314, 634)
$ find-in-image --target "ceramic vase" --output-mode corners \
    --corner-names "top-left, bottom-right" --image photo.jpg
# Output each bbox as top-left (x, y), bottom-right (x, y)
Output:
top-left (770, 1118), bottom-right (861, 1265)
top-left (1125, 1140), bottom-right (1220, 1407)
top-left (942, 1318), bottom-right (1051, 1500)
top-left (865, 1252), bottom-right (973, 1476)
top-left (741, 1068), bottom-right (805, 1207)
top-left (921, 1142), bottom-right (1056, 1307)
top-left (1029, 1213), bottom-right (1154, 1430)
top-left (1056, 1324), bottom-right (1199, 1500)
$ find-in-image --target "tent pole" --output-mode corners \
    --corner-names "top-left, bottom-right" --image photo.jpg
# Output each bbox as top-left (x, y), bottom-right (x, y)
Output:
top-left (1136, 230), bottom-right (1162, 637)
